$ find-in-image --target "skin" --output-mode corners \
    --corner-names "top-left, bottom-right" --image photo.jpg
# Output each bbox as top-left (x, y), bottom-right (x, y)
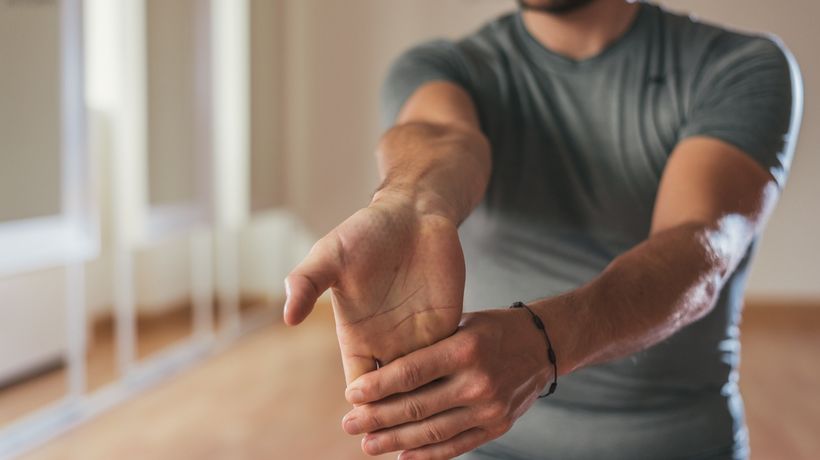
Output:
top-left (285, 0), bottom-right (783, 458)
top-left (521, 0), bottom-right (640, 60)
top-left (283, 84), bottom-right (491, 384)
top-left (341, 136), bottom-right (778, 459)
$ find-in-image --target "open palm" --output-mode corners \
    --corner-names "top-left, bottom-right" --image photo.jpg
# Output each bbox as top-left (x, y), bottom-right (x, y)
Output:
top-left (284, 198), bottom-right (465, 384)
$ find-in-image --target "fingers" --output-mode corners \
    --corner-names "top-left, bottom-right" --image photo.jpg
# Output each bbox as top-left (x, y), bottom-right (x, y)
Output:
top-left (345, 335), bottom-right (462, 405)
top-left (343, 378), bottom-right (462, 434)
top-left (283, 238), bottom-right (341, 326)
top-left (360, 407), bottom-right (478, 456)
top-left (341, 353), bottom-right (378, 387)
top-left (398, 427), bottom-right (490, 460)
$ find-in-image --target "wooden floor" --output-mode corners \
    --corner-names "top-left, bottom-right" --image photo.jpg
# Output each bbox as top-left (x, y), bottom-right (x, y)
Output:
top-left (0, 308), bottom-right (195, 428)
top-left (7, 303), bottom-right (820, 460)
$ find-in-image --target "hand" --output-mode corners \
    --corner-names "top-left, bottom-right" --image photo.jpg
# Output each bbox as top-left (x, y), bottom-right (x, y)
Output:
top-left (341, 309), bottom-right (553, 459)
top-left (283, 190), bottom-right (465, 384)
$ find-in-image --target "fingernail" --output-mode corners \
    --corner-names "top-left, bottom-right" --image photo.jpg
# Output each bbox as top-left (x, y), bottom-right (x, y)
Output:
top-left (346, 387), bottom-right (365, 404)
top-left (343, 415), bottom-right (361, 434)
top-left (283, 279), bottom-right (291, 317)
top-left (364, 437), bottom-right (381, 455)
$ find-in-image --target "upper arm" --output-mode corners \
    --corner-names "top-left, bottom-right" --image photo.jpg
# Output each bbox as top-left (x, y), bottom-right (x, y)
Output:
top-left (652, 35), bottom-right (802, 251)
top-left (394, 81), bottom-right (481, 133)
top-left (380, 40), bottom-right (482, 132)
top-left (677, 36), bottom-right (801, 187)
top-left (651, 136), bottom-right (779, 238)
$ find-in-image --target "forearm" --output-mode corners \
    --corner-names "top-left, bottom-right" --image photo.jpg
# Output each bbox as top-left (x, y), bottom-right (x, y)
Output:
top-left (373, 121), bottom-right (491, 223)
top-left (534, 217), bottom-right (755, 375)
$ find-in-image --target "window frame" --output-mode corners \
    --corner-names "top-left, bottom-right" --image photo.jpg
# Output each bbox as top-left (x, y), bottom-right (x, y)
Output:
top-left (0, 0), bottom-right (97, 277)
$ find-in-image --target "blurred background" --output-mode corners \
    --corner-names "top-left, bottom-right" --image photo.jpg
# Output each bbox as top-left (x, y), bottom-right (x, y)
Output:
top-left (0, 0), bottom-right (817, 459)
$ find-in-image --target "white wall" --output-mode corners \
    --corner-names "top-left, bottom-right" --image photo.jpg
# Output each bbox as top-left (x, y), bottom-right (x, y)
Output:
top-left (284, 0), bottom-right (820, 300)
top-left (0, 268), bottom-right (67, 384)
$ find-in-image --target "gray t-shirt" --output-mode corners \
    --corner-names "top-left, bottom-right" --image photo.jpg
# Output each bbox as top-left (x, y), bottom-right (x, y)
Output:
top-left (381, 3), bottom-right (800, 460)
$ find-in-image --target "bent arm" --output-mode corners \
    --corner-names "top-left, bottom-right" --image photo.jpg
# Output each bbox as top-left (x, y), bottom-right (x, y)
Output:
top-left (537, 137), bottom-right (780, 374)
top-left (374, 81), bottom-right (491, 224)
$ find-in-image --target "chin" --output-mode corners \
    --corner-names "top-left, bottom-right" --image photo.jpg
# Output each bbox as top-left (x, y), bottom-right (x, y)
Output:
top-left (517, 0), bottom-right (598, 14)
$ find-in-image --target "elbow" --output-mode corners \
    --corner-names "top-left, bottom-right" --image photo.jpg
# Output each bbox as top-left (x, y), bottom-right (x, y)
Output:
top-left (692, 214), bottom-right (757, 282)
top-left (677, 218), bottom-right (756, 323)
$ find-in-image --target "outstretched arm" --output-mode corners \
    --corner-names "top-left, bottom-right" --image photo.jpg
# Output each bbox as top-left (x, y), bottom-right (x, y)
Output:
top-left (284, 81), bottom-right (490, 383)
top-left (534, 137), bottom-right (780, 374)
top-left (341, 137), bottom-right (781, 459)
top-left (373, 81), bottom-right (491, 225)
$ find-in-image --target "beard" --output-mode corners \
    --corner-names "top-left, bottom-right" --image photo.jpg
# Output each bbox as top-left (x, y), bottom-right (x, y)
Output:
top-left (517, 0), bottom-right (599, 15)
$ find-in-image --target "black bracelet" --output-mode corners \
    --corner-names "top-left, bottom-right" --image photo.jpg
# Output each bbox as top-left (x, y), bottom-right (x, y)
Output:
top-left (510, 301), bottom-right (558, 398)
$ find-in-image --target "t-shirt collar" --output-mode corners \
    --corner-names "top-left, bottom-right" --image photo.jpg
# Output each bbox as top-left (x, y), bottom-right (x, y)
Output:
top-left (513, 2), bottom-right (653, 73)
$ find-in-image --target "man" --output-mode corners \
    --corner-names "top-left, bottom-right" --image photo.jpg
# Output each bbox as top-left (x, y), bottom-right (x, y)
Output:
top-left (284, 0), bottom-right (802, 458)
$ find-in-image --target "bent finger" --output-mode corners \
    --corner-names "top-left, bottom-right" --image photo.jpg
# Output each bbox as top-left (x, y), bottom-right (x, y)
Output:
top-left (344, 378), bottom-right (462, 434)
top-left (398, 426), bottom-right (490, 460)
top-left (346, 335), bottom-right (462, 405)
top-left (361, 407), bottom-right (478, 456)
top-left (342, 353), bottom-right (379, 387)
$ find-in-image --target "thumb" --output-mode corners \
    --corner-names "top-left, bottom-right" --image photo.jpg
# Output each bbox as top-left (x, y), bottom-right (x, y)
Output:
top-left (283, 238), bottom-right (341, 326)
top-left (341, 352), bottom-right (379, 387)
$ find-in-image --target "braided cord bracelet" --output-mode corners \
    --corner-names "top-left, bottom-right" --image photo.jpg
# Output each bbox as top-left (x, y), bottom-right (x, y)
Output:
top-left (510, 301), bottom-right (558, 398)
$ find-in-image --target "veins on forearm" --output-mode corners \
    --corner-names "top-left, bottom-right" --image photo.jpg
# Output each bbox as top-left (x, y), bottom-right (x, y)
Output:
top-left (561, 219), bottom-right (756, 371)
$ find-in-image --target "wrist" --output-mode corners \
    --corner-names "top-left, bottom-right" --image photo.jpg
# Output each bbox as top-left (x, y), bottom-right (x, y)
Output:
top-left (371, 185), bottom-right (461, 224)
top-left (529, 292), bottom-right (592, 377)
top-left (507, 306), bottom-right (553, 394)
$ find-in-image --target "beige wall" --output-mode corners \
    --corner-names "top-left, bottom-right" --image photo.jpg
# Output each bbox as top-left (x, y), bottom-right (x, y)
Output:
top-left (282, 0), bottom-right (515, 232)
top-left (250, 0), bottom-right (287, 212)
top-left (0, 2), bottom-right (62, 223)
top-left (284, 0), bottom-right (820, 300)
top-left (146, 0), bottom-right (201, 207)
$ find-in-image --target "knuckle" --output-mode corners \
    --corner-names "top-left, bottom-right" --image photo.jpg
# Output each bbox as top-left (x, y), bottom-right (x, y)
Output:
top-left (463, 374), bottom-right (493, 402)
top-left (482, 401), bottom-right (507, 421)
top-left (475, 374), bottom-right (499, 400)
top-left (458, 333), bottom-right (481, 361)
top-left (348, 377), bottom-right (376, 403)
top-left (400, 361), bottom-right (424, 389)
top-left (462, 382), bottom-right (482, 402)
top-left (365, 411), bottom-right (384, 432)
top-left (403, 397), bottom-right (426, 421)
top-left (423, 422), bottom-right (446, 444)
top-left (386, 430), bottom-right (402, 451)
top-left (363, 377), bottom-right (379, 398)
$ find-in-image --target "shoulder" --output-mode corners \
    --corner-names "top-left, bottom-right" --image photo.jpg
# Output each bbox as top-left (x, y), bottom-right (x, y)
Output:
top-left (398, 12), bottom-right (520, 70)
top-left (659, 5), bottom-right (802, 187)
top-left (380, 13), bottom-right (518, 128)
top-left (652, 3), bottom-right (795, 78)
top-left (387, 12), bottom-right (521, 96)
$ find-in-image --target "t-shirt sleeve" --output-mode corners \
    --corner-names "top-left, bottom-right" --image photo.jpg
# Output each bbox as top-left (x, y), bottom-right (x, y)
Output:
top-left (380, 39), bottom-right (475, 129)
top-left (678, 35), bottom-right (802, 187)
